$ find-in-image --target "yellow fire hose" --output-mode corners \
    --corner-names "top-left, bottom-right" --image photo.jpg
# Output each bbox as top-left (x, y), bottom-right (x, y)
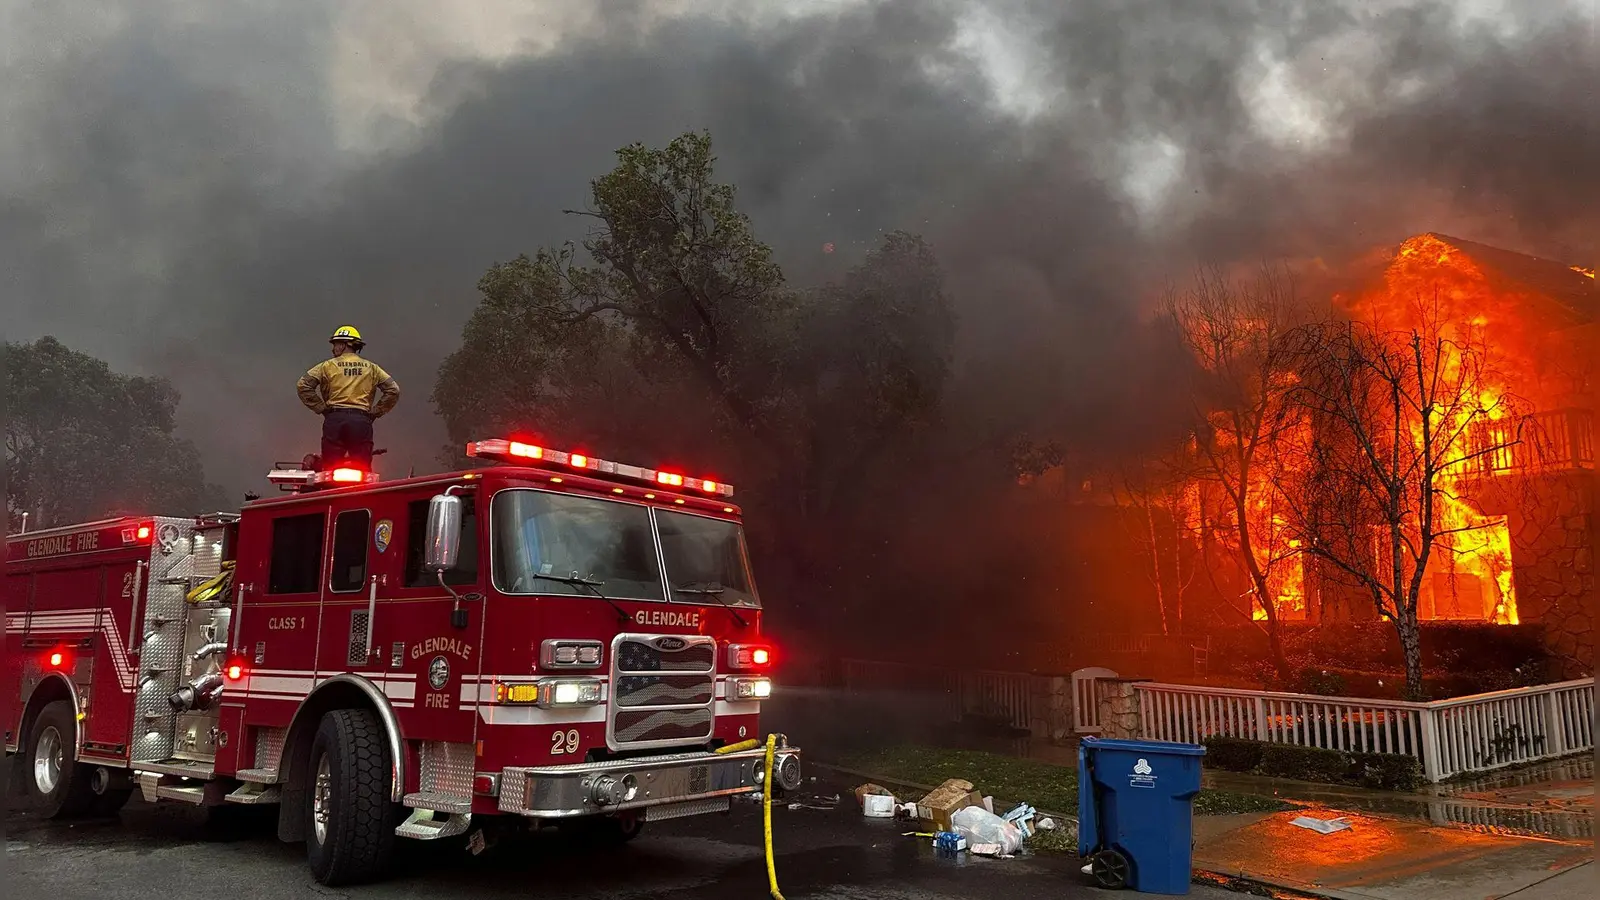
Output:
top-left (714, 735), bottom-right (785, 899)
top-left (761, 733), bottom-right (784, 900)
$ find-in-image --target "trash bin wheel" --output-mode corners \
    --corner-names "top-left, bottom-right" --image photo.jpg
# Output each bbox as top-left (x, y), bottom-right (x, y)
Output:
top-left (1090, 848), bottom-right (1131, 890)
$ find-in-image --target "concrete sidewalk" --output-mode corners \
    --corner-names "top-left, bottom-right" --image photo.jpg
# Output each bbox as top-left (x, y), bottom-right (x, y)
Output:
top-left (1193, 807), bottom-right (1594, 900)
top-left (1200, 755), bottom-right (1593, 841)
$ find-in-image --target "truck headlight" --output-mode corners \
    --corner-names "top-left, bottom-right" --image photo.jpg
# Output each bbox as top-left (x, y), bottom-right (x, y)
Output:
top-left (541, 677), bottom-right (604, 707)
top-left (498, 677), bottom-right (604, 707)
top-left (541, 639), bottom-right (603, 669)
top-left (728, 677), bottom-right (772, 700)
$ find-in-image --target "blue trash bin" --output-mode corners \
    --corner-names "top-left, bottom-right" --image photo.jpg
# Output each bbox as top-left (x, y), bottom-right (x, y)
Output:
top-left (1077, 736), bottom-right (1206, 894)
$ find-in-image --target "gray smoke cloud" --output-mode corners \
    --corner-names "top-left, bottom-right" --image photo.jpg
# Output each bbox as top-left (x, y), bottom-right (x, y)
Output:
top-left (3, 0), bottom-right (1595, 495)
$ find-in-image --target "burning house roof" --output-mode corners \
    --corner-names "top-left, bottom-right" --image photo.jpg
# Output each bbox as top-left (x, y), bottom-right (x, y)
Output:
top-left (1422, 233), bottom-right (1597, 325)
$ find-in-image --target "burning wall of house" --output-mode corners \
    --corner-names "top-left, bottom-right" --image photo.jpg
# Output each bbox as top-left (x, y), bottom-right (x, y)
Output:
top-left (1196, 234), bottom-right (1594, 627)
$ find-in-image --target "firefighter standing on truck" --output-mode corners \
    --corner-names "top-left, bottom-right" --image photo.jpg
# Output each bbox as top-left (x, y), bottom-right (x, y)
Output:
top-left (296, 325), bottom-right (400, 470)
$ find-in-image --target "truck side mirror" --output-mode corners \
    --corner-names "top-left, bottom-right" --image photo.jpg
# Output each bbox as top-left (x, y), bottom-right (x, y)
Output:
top-left (424, 493), bottom-right (462, 572)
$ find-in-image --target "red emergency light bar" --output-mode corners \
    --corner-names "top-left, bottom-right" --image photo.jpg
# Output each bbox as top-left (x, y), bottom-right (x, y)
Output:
top-left (265, 465), bottom-right (381, 492)
top-left (466, 438), bottom-right (735, 497)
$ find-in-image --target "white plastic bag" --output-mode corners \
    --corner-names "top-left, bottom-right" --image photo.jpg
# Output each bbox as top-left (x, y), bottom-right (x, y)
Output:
top-left (950, 805), bottom-right (1023, 856)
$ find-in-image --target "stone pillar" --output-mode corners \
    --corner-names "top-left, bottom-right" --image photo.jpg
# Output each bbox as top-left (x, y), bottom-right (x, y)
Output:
top-left (1095, 679), bottom-right (1145, 740)
top-left (1045, 676), bottom-right (1072, 744)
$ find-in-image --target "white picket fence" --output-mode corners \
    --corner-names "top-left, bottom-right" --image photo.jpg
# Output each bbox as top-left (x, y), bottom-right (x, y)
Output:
top-left (1135, 678), bottom-right (1595, 782)
top-left (840, 659), bottom-right (1038, 731)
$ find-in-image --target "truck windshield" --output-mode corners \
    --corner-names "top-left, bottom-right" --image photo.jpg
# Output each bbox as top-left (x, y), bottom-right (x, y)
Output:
top-left (657, 509), bottom-right (760, 607)
top-left (491, 491), bottom-right (664, 600)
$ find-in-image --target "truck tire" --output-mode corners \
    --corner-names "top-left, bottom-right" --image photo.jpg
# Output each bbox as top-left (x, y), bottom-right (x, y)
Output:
top-left (304, 708), bottom-right (399, 885)
top-left (23, 701), bottom-right (96, 818)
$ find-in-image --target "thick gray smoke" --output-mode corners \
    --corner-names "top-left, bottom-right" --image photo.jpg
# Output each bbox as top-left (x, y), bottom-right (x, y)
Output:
top-left (3, 0), bottom-right (1595, 494)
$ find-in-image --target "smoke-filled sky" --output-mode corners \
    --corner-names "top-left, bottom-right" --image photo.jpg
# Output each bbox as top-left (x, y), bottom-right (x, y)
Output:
top-left (4, 0), bottom-right (1596, 496)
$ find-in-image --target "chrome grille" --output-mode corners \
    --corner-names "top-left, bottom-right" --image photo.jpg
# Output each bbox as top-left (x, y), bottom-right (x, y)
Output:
top-left (615, 675), bottom-right (715, 707)
top-left (609, 633), bottom-right (715, 749)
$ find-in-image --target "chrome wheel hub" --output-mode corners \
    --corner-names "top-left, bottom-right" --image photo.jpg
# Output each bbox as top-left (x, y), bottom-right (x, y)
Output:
top-left (34, 725), bottom-right (63, 795)
top-left (312, 754), bottom-right (332, 844)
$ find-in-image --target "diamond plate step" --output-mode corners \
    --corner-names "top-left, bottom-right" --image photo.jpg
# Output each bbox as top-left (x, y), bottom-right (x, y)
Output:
top-left (235, 767), bottom-right (280, 784)
top-left (137, 773), bottom-right (208, 805)
top-left (403, 790), bottom-right (472, 815)
top-left (225, 783), bottom-right (281, 805)
top-left (395, 808), bottom-right (472, 840)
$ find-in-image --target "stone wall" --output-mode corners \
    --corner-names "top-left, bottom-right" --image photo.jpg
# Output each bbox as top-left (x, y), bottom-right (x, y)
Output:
top-left (1502, 472), bottom-right (1598, 678)
top-left (1094, 679), bottom-right (1143, 740)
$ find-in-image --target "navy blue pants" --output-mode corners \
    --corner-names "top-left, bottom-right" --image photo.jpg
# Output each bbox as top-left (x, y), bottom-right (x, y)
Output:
top-left (320, 408), bottom-right (374, 469)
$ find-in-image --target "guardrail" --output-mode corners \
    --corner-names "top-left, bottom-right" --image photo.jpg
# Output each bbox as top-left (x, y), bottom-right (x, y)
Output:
top-left (1134, 678), bottom-right (1595, 782)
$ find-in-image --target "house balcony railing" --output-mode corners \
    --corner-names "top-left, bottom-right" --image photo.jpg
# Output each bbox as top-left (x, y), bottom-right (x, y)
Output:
top-left (1469, 407), bottom-right (1595, 476)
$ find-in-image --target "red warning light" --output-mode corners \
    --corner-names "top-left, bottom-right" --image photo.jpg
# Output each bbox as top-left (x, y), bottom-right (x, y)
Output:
top-left (751, 648), bottom-right (770, 666)
top-left (226, 663), bottom-right (244, 681)
top-left (508, 442), bottom-right (542, 459)
top-left (137, 525), bottom-right (152, 540)
top-left (331, 467), bottom-right (364, 483)
top-left (49, 651), bottom-right (64, 668)
top-left (657, 471), bottom-right (684, 487)
top-left (570, 454), bottom-right (589, 468)
top-left (701, 480), bottom-right (719, 493)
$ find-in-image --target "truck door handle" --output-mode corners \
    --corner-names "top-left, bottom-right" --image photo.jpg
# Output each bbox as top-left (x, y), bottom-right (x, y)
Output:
top-left (365, 575), bottom-right (379, 660)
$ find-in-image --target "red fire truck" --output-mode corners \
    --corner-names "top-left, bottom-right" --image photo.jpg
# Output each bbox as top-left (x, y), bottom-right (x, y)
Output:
top-left (5, 437), bottom-right (800, 885)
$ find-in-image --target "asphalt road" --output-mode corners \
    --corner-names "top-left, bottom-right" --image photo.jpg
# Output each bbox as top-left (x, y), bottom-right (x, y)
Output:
top-left (4, 765), bottom-right (1236, 900)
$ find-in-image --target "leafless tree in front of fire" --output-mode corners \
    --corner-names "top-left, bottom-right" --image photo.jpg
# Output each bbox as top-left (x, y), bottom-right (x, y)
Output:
top-left (1283, 298), bottom-right (1525, 699)
top-left (1162, 263), bottom-right (1311, 678)
top-left (1105, 451), bottom-right (1203, 636)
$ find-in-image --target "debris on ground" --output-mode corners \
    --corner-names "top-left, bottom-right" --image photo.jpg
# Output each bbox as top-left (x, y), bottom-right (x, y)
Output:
top-left (916, 778), bottom-right (984, 833)
top-left (933, 831), bottom-right (969, 858)
top-left (855, 783), bottom-right (895, 806)
top-left (1023, 824), bottom-right (1076, 854)
top-left (855, 782), bottom-right (897, 818)
top-left (862, 794), bottom-right (896, 817)
top-left (951, 805), bottom-right (1024, 856)
top-left (1289, 815), bottom-right (1353, 834)
top-left (1037, 817), bottom-right (1057, 831)
top-left (1002, 802), bottom-right (1037, 838)
top-left (787, 791), bottom-right (841, 811)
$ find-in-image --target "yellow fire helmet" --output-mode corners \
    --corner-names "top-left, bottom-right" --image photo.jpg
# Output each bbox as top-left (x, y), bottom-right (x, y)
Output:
top-left (329, 324), bottom-right (364, 346)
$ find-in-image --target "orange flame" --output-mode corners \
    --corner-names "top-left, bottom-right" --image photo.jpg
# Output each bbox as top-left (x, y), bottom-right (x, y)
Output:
top-left (1344, 235), bottom-right (1524, 624)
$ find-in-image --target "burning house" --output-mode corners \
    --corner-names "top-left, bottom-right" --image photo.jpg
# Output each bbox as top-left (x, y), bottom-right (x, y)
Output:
top-left (1332, 234), bottom-right (1596, 673)
top-left (1030, 234), bottom-right (1596, 679)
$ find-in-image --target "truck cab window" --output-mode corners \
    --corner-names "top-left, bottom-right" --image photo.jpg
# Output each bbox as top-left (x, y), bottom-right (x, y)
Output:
top-left (405, 497), bottom-right (479, 587)
top-left (268, 513), bottom-right (326, 594)
top-left (492, 491), bottom-right (664, 600)
top-left (657, 510), bottom-right (760, 607)
top-left (329, 510), bottom-right (370, 592)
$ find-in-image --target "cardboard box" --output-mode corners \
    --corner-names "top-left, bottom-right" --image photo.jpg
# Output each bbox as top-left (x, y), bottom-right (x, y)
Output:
top-left (916, 779), bottom-right (984, 833)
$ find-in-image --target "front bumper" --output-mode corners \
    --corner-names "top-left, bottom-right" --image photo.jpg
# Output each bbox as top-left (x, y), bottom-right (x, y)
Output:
top-left (497, 744), bottom-right (802, 820)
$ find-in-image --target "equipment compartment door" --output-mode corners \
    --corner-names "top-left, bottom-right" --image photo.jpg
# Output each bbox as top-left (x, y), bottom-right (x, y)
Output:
top-left (381, 495), bottom-right (485, 744)
top-left (82, 558), bottom-right (146, 755)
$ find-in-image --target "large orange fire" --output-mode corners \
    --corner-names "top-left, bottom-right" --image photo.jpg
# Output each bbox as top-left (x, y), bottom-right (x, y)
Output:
top-left (1355, 235), bottom-right (1521, 624)
top-left (1235, 234), bottom-right (1555, 624)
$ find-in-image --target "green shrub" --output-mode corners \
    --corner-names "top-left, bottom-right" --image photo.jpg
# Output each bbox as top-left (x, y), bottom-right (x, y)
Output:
top-left (1201, 736), bottom-right (1265, 772)
top-left (1202, 737), bottom-right (1424, 791)
top-left (1294, 667), bottom-right (1348, 696)
top-left (1259, 744), bottom-right (1351, 783)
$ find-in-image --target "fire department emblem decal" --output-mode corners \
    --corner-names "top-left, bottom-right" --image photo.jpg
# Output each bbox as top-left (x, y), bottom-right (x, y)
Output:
top-left (373, 519), bottom-right (393, 553)
top-left (428, 655), bottom-right (450, 690)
